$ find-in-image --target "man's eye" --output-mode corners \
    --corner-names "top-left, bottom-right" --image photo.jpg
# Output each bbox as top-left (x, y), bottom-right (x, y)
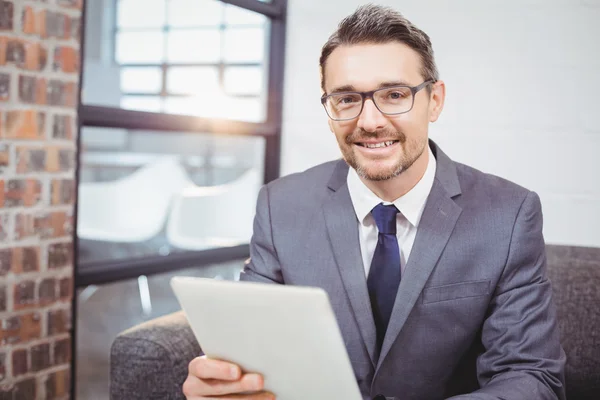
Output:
top-left (339, 96), bottom-right (357, 104)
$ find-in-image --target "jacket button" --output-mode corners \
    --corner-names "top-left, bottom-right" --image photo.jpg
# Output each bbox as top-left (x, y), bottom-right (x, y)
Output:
top-left (373, 395), bottom-right (386, 400)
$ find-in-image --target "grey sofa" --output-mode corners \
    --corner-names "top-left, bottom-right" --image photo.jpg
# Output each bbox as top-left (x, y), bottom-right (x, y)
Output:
top-left (110, 248), bottom-right (600, 400)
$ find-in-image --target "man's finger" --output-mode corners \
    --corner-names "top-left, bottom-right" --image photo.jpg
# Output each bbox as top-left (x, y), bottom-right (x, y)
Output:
top-left (200, 373), bottom-right (264, 396)
top-left (189, 357), bottom-right (242, 381)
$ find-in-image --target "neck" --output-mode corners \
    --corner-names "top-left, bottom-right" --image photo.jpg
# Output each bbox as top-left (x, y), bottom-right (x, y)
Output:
top-left (359, 147), bottom-right (429, 202)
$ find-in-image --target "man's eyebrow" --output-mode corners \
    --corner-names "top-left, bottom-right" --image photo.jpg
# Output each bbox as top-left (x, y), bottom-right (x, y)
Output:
top-left (328, 80), bottom-right (413, 94)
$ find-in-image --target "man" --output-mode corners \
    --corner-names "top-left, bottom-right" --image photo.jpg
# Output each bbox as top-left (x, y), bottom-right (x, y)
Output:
top-left (183, 4), bottom-right (566, 400)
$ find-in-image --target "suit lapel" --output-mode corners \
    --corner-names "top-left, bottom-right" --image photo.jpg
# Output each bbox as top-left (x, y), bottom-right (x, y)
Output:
top-left (323, 161), bottom-right (378, 366)
top-left (376, 141), bottom-right (463, 371)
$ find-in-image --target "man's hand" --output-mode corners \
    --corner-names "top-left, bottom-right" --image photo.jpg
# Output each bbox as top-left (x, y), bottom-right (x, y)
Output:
top-left (183, 356), bottom-right (275, 399)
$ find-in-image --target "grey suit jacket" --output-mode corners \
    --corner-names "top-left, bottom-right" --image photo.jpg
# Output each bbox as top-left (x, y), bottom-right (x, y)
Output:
top-left (239, 140), bottom-right (566, 400)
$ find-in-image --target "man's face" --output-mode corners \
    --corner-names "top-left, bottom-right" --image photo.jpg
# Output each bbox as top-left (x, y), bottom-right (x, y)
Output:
top-left (324, 42), bottom-right (443, 181)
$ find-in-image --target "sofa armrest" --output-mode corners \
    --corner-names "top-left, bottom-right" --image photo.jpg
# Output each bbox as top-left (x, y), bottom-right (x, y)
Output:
top-left (110, 310), bottom-right (201, 400)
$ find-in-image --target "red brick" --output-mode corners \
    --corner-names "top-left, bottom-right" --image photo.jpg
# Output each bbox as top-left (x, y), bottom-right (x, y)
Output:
top-left (22, 8), bottom-right (73, 40)
top-left (0, 312), bottom-right (42, 344)
top-left (0, 72), bottom-right (9, 101)
top-left (11, 348), bottom-right (28, 376)
top-left (11, 247), bottom-right (40, 274)
top-left (58, 277), bottom-right (71, 300)
top-left (38, 278), bottom-right (56, 305)
top-left (51, 179), bottom-right (74, 205)
top-left (14, 212), bottom-right (35, 240)
top-left (0, 249), bottom-right (11, 276)
top-left (0, 285), bottom-right (5, 312)
top-left (0, 144), bottom-right (9, 168)
top-left (15, 377), bottom-right (37, 398)
top-left (34, 211), bottom-right (73, 239)
top-left (48, 243), bottom-right (72, 269)
top-left (53, 46), bottom-right (78, 73)
top-left (16, 146), bottom-right (46, 173)
top-left (53, 337), bottom-right (70, 365)
top-left (0, 213), bottom-right (9, 241)
top-left (24, 41), bottom-right (47, 71)
top-left (5, 110), bottom-right (46, 140)
top-left (0, 1), bottom-right (13, 31)
top-left (46, 146), bottom-right (75, 172)
top-left (46, 368), bottom-right (69, 398)
top-left (1, 38), bottom-right (47, 71)
top-left (12, 280), bottom-right (35, 310)
top-left (30, 342), bottom-right (50, 372)
top-left (15, 211), bottom-right (72, 240)
top-left (15, 146), bottom-right (73, 173)
top-left (0, 352), bottom-right (5, 382)
top-left (0, 36), bottom-right (6, 65)
top-left (47, 80), bottom-right (77, 107)
top-left (3, 179), bottom-right (42, 207)
top-left (47, 308), bottom-right (70, 336)
top-left (52, 115), bottom-right (75, 140)
top-left (18, 74), bottom-right (47, 104)
top-left (0, 180), bottom-right (4, 207)
top-left (21, 6), bottom-right (36, 35)
top-left (58, 0), bottom-right (82, 9)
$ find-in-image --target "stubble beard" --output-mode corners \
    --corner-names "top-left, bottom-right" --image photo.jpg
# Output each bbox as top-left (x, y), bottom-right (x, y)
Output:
top-left (342, 128), bottom-right (427, 182)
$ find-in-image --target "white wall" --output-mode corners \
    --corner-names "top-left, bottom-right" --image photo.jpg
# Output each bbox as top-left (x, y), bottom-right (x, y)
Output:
top-left (280, 0), bottom-right (600, 247)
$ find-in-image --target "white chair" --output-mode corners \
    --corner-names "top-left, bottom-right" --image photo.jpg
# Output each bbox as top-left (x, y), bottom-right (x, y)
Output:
top-left (78, 156), bottom-right (192, 242)
top-left (166, 168), bottom-right (261, 255)
top-left (77, 156), bottom-right (192, 314)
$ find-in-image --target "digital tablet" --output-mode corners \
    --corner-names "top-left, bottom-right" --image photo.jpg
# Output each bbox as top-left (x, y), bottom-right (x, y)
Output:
top-left (170, 276), bottom-right (363, 400)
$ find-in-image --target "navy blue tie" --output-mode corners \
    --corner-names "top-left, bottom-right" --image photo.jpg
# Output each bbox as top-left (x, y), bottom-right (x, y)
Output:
top-left (367, 203), bottom-right (401, 351)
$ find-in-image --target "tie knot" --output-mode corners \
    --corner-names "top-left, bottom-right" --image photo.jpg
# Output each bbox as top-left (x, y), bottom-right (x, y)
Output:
top-left (371, 203), bottom-right (398, 234)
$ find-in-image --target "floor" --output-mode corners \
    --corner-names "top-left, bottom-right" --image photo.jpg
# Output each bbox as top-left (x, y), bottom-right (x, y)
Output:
top-left (75, 260), bottom-right (244, 400)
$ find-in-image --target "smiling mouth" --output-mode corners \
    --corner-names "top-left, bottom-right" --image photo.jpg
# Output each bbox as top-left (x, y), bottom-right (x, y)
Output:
top-left (356, 140), bottom-right (399, 148)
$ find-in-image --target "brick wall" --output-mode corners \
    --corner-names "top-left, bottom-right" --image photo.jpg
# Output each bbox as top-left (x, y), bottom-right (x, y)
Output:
top-left (0, 0), bottom-right (81, 398)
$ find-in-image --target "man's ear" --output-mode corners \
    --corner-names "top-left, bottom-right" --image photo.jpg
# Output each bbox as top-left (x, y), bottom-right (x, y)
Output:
top-left (429, 80), bottom-right (446, 123)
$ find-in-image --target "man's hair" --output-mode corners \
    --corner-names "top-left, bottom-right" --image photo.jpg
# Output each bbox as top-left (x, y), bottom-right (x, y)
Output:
top-left (319, 4), bottom-right (439, 92)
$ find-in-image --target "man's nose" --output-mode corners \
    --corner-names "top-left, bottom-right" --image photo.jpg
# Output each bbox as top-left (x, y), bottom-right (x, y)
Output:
top-left (357, 99), bottom-right (387, 133)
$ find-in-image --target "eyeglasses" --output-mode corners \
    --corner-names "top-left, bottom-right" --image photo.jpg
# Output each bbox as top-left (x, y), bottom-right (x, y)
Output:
top-left (320, 80), bottom-right (435, 121)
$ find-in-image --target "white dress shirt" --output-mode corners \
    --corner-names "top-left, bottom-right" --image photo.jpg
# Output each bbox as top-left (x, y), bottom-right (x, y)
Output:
top-left (347, 147), bottom-right (437, 277)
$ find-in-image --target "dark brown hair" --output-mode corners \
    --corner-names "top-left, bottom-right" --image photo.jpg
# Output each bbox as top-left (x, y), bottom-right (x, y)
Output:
top-left (319, 4), bottom-right (439, 92)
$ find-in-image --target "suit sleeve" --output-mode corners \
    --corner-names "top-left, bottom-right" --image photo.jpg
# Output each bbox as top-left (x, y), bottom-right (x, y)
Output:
top-left (239, 184), bottom-right (284, 284)
top-left (447, 191), bottom-right (566, 400)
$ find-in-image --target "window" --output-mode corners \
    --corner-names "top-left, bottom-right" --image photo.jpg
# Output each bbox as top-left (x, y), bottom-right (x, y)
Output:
top-left (77, 0), bottom-right (287, 283)
top-left (114, 0), bottom-right (269, 122)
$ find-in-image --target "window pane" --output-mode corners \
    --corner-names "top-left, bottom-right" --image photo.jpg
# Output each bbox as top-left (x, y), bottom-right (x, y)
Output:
top-left (121, 95), bottom-right (163, 112)
top-left (224, 66), bottom-right (263, 96)
top-left (224, 4), bottom-right (266, 26)
top-left (225, 96), bottom-right (264, 122)
top-left (78, 127), bottom-right (265, 263)
top-left (168, 0), bottom-right (223, 27)
top-left (117, 0), bottom-right (166, 29)
top-left (167, 66), bottom-right (219, 95)
top-left (167, 29), bottom-right (221, 63)
top-left (164, 94), bottom-right (264, 122)
top-left (223, 28), bottom-right (265, 63)
top-left (165, 95), bottom-right (265, 122)
top-left (121, 67), bottom-right (162, 93)
top-left (116, 31), bottom-right (165, 63)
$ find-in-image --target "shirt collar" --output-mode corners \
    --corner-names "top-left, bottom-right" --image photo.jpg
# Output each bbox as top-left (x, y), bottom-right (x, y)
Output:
top-left (347, 146), bottom-right (437, 228)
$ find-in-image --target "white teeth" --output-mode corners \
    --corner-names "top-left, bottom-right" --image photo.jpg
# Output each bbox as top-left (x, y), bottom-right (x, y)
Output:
top-left (364, 141), bottom-right (395, 148)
